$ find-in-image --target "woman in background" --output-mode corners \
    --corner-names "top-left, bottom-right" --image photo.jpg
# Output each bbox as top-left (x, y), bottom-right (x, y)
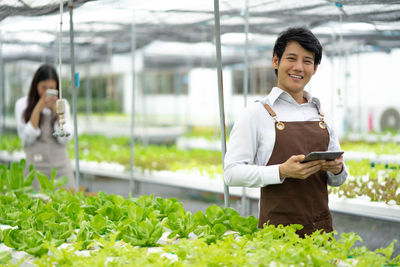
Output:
top-left (15, 64), bottom-right (75, 189)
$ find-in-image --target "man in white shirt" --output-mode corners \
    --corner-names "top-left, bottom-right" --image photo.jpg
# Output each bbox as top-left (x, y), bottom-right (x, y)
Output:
top-left (224, 27), bottom-right (348, 237)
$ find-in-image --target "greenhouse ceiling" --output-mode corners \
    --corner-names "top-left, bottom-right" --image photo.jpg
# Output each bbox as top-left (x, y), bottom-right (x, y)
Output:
top-left (1, 0), bottom-right (400, 64)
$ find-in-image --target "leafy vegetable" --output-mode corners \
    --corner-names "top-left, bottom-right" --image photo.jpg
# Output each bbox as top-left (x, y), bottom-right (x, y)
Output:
top-left (0, 251), bottom-right (12, 264)
top-left (164, 206), bottom-right (198, 239)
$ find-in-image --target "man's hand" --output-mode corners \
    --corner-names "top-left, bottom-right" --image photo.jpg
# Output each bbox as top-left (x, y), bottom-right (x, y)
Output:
top-left (279, 155), bottom-right (325, 179)
top-left (321, 155), bottom-right (343, 175)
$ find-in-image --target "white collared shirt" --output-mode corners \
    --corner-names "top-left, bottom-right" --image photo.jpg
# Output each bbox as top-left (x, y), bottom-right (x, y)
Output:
top-left (15, 96), bottom-right (73, 146)
top-left (223, 87), bottom-right (348, 188)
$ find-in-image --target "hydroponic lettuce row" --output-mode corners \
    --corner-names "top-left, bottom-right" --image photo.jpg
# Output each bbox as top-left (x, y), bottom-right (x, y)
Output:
top-left (1, 134), bottom-right (400, 204)
top-left (0, 133), bottom-right (223, 178)
top-left (328, 159), bottom-right (400, 205)
top-left (0, 161), bottom-right (399, 266)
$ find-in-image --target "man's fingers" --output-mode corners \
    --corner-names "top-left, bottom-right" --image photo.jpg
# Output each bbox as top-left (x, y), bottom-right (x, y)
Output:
top-left (322, 160), bottom-right (341, 168)
top-left (303, 160), bottom-right (325, 167)
top-left (282, 155), bottom-right (329, 180)
top-left (291, 154), bottom-right (306, 162)
top-left (293, 163), bottom-right (322, 179)
top-left (305, 164), bottom-right (322, 174)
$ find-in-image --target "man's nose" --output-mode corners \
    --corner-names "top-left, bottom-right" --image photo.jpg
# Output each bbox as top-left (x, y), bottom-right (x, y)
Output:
top-left (292, 60), bottom-right (304, 71)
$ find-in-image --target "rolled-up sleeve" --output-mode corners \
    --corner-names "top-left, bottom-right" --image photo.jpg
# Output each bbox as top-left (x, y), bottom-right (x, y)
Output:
top-left (327, 164), bottom-right (348, 186)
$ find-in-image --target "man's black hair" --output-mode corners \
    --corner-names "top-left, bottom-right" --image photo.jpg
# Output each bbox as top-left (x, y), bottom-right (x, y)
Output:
top-left (272, 27), bottom-right (322, 76)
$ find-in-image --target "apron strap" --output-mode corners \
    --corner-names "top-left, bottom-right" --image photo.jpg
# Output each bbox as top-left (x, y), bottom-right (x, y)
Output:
top-left (263, 103), bottom-right (326, 129)
top-left (263, 104), bottom-right (285, 130)
top-left (263, 104), bottom-right (277, 120)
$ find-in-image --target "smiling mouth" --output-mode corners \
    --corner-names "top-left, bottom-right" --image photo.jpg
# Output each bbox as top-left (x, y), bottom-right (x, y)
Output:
top-left (289, 74), bottom-right (303, 79)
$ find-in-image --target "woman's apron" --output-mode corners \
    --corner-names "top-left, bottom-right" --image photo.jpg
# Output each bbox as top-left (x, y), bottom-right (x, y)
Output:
top-left (24, 111), bottom-right (75, 189)
top-left (258, 103), bottom-right (332, 237)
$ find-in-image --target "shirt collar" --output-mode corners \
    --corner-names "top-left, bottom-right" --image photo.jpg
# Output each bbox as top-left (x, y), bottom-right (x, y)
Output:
top-left (267, 86), bottom-right (321, 109)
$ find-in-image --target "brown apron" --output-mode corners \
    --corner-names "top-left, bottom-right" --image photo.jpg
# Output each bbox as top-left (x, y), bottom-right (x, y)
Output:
top-left (258, 103), bottom-right (332, 237)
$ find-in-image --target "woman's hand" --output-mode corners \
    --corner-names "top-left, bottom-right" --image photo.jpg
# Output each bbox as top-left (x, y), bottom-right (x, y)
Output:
top-left (45, 95), bottom-right (58, 113)
top-left (36, 95), bottom-right (48, 111)
top-left (30, 95), bottom-right (48, 129)
top-left (279, 155), bottom-right (325, 179)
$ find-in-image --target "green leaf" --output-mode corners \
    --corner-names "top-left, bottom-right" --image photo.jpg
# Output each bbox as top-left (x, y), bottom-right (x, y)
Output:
top-left (54, 176), bottom-right (69, 188)
top-left (25, 245), bottom-right (48, 257)
top-left (205, 205), bottom-right (225, 226)
top-left (91, 214), bottom-right (107, 234)
top-left (0, 251), bottom-right (12, 264)
top-left (126, 203), bottom-right (146, 222)
top-left (154, 197), bottom-right (181, 219)
top-left (37, 171), bottom-right (53, 191)
top-left (23, 169), bottom-right (36, 187)
top-left (167, 231), bottom-right (178, 239)
top-left (374, 240), bottom-right (396, 260)
top-left (67, 202), bottom-right (82, 221)
top-left (164, 208), bottom-right (198, 239)
top-left (213, 223), bottom-right (226, 237)
top-left (3, 229), bottom-right (24, 249)
top-left (193, 210), bottom-right (207, 225)
top-left (230, 215), bottom-right (259, 235)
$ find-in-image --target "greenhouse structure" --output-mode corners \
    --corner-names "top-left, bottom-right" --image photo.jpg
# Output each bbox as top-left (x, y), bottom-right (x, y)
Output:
top-left (0, 0), bottom-right (400, 266)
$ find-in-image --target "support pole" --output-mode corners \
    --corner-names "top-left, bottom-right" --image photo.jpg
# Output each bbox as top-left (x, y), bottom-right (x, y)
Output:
top-left (0, 32), bottom-right (5, 145)
top-left (68, 0), bottom-right (80, 192)
top-left (329, 33), bottom-right (336, 117)
top-left (129, 22), bottom-right (137, 196)
top-left (213, 0), bottom-right (229, 207)
top-left (241, 0), bottom-right (249, 216)
top-left (357, 51), bottom-right (361, 133)
top-left (140, 55), bottom-right (148, 146)
top-left (85, 63), bottom-right (92, 131)
top-left (243, 0), bottom-right (249, 107)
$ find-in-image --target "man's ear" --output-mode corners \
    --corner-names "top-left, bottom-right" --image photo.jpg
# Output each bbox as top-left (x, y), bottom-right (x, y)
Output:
top-left (313, 64), bottom-right (319, 75)
top-left (272, 54), bottom-right (279, 71)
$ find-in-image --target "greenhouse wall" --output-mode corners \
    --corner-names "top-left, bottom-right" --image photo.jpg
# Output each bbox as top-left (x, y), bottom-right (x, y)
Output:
top-left (106, 48), bottom-right (400, 133)
top-left (4, 46), bottom-right (400, 134)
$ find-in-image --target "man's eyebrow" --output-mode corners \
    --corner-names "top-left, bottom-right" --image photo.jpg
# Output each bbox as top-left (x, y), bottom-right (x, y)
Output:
top-left (285, 53), bottom-right (314, 60)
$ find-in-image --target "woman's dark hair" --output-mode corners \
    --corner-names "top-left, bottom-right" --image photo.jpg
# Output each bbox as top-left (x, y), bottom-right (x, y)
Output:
top-left (23, 64), bottom-right (59, 123)
top-left (272, 27), bottom-right (322, 76)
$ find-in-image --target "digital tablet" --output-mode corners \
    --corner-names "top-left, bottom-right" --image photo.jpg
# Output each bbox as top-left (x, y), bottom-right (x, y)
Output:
top-left (300, 151), bottom-right (344, 163)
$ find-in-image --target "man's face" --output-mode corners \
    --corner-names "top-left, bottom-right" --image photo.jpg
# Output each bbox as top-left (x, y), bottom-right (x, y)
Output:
top-left (273, 41), bottom-right (318, 95)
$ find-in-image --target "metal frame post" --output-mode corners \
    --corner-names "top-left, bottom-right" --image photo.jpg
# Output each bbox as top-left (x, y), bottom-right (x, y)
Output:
top-left (213, 0), bottom-right (229, 207)
top-left (241, 0), bottom-right (249, 216)
top-left (0, 32), bottom-right (4, 146)
top-left (129, 22), bottom-right (137, 196)
top-left (68, 0), bottom-right (80, 192)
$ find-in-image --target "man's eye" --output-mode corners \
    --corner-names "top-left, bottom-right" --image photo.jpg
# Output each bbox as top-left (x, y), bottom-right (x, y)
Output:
top-left (287, 57), bottom-right (295, 61)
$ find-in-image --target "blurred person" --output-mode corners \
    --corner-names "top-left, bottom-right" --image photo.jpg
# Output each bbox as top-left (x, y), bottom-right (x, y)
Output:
top-left (15, 64), bottom-right (75, 189)
top-left (224, 27), bottom-right (348, 237)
